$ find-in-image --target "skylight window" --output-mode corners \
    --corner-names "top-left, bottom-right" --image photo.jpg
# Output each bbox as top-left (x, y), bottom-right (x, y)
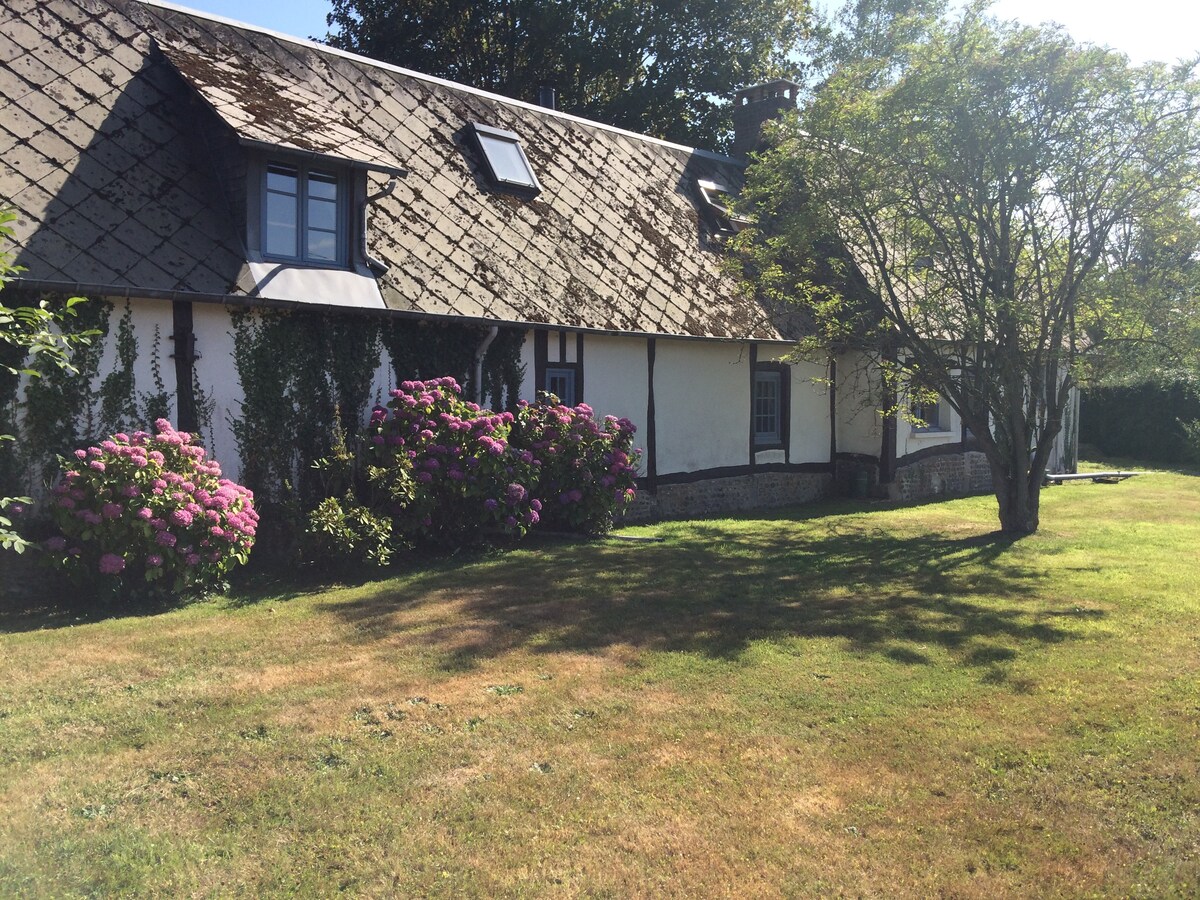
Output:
top-left (471, 123), bottom-right (541, 193)
top-left (697, 179), bottom-right (751, 236)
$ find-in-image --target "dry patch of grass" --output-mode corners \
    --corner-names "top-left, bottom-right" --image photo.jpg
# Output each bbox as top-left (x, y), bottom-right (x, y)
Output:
top-left (2, 468), bottom-right (1199, 896)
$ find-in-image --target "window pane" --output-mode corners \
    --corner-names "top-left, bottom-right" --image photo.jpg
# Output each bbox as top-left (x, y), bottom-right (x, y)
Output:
top-left (546, 368), bottom-right (575, 406)
top-left (912, 398), bottom-right (942, 430)
top-left (479, 133), bottom-right (536, 186)
top-left (266, 164), bottom-right (298, 194)
top-left (308, 170), bottom-right (338, 200)
top-left (308, 196), bottom-right (337, 232)
top-left (265, 191), bottom-right (298, 257)
top-left (306, 229), bottom-right (337, 262)
top-left (754, 372), bottom-right (781, 444)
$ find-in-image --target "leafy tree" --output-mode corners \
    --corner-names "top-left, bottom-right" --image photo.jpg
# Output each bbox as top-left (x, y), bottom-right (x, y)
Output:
top-left (1, 209), bottom-right (94, 552)
top-left (1081, 193), bottom-right (1200, 384)
top-left (737, 8), bottom-right (1200, 534)
top-left (806, 0), bottom-right (947, 86)
top-left (323, 0), bottom-right (808, 150)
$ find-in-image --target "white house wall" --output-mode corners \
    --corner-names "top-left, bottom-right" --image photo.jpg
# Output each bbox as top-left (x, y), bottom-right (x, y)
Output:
top-left (653, 339), bottom-right (750, 474)
top-left (896, 401), bottom-right (962, 459)
top-left (757, 348), bottom-right (830, 466)
top-left (106, 295), bottom-right (177, 427)
top-left (836, 353), bottom-right (884, 457)
top-left (577, 335), bottom-right (649, 470)
top-left (190, 302), bottom-right (242, 471)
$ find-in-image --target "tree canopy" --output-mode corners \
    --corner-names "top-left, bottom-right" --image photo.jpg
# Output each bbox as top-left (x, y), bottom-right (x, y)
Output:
top-left (737, 6), bottom-right (1200, 533)
top-left (323, 0), bottom-right (807, 151)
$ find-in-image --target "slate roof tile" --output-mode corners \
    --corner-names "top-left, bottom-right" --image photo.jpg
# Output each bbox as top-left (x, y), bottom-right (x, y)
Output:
top-left (2, 0), bottom-right (794, 341)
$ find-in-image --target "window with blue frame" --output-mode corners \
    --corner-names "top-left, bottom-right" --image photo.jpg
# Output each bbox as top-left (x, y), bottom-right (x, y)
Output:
top-left (545, 366), bottom-right (577, 406)
top-left (753, 366), bottom-right (787, 448)
top-left (263, 163), bottom-right (345, 265)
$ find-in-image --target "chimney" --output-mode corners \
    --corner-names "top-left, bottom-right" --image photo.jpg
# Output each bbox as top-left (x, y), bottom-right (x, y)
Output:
top-left (537, 84), bottom-right (557, 110)
top-left (731, 78), bottom-right (800, 158)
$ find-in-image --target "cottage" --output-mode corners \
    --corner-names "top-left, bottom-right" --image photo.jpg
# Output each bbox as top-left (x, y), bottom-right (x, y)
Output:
top-left (0, 0), bottom-right (1069, 516)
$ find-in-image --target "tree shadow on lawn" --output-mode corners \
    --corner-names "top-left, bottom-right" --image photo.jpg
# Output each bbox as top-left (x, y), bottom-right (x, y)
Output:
top-left (319, 522), bottom-right (1093, 675)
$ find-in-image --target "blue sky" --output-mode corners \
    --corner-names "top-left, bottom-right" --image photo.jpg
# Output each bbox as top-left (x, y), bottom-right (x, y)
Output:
top-left (171, 0), bottom-right (1198, 66)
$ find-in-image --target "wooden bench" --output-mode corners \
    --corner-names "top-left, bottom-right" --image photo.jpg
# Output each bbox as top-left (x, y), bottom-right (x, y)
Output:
top-left (1044, 471), bottom-right (1139, 486)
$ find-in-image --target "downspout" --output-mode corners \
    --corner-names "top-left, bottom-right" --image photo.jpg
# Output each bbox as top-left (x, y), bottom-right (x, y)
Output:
top-left (361, 178), bottom-right (397, 274)
top-left (473, 325), bottom-right (499, 405)
top-left (828, 355), bottom-right (838, 484)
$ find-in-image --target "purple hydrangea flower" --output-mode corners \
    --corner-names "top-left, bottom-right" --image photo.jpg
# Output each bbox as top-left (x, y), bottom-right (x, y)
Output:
top-left (98, 553), bottom-right (126, 575)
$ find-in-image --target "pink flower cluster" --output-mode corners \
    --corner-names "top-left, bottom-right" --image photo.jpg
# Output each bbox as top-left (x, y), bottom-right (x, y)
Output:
top-left (371, 377), bottom-right (538, 542)
top-left (515, 395), bottom-right (641, 533)
top-left (44, 419), bottom-right (258, 595)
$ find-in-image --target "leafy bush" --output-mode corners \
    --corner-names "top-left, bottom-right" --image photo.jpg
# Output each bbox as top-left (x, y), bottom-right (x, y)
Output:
top-left (297, 379), bottom-right (642, 563)
top-left (306, 495), bottom-right (395, 568)
top-left (369, 377), bottom-right (538, 546)
top-left (1181, 418), bottom-right (1200, 466)
top-left (1080, 379), bottom-right (1200, 464)
top-left (515, 395), bottom-right (641, 533)
top-left (2, 207), bottom-right (97, 552)
top-left (302, 412), bottom-right (411, 569)
top-left (43, 419), bottom-right (257, 597)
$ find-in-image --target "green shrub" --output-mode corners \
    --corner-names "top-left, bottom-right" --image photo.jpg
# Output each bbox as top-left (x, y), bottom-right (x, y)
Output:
top-left (1080, 379), bottom-right (1200, 463)
top-left (1180, 418), bottom-right (1200, 465)
top-left (305, 495), bottom-right (395, 568)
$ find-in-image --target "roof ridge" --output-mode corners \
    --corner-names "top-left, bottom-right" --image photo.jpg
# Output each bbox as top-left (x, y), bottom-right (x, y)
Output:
top-left (137, 0), bottom-right (743, 167)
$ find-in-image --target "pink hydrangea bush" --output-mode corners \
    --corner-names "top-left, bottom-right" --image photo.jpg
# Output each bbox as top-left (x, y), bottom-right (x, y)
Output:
top-left (370, 377), bottom-right (537, 545)
top-left (44, 419), bottom-right (257, 596)
top-left (515, 395), bottom-right (641, 533)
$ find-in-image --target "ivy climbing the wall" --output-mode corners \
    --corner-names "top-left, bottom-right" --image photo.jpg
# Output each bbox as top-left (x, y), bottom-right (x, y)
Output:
top-left (383, 318), bottom-right (524, 410)
top-left (98, 301), bottom-right (139, 435)
top-left (22, 293), bottom-right (111, 482)
top-left (229, 307), bottom-right (383, 509)
top-left (0, 322), bottom-right (23, 499)
top-left (142, 325), bottom-right (174, 427)
top-left (229, 309), bottom-right (527, 511)
top-left (20, 298), bottom-right (188, 488)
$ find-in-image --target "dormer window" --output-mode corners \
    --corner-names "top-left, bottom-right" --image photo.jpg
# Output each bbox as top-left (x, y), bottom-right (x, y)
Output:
top-left (263, 162), bottom-right (346, 265)
top-left (471, 123), bottom-right (541, 194)
top-left (698, 179), bottom-right (751, 237)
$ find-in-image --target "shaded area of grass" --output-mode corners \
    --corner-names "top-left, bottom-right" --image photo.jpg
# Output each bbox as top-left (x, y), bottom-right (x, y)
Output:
top-left (320, 525), bottom-right (1065, 675)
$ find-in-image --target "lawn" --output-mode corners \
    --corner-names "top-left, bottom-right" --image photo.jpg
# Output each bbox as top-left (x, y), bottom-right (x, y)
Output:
top-left (1, 466), bottom-right (1198, 897)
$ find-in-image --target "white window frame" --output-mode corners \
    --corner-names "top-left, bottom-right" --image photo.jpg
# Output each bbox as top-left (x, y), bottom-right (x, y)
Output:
top-left (471, 122), bottom-right (541, 193)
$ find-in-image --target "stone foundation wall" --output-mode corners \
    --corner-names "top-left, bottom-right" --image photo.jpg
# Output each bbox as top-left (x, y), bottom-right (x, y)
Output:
top-left (889, 450), bottom-right (992, 502)
top-left (624, 471), bottom-right (834, 522)
top-left (621, 451), bottom-right (993, 524)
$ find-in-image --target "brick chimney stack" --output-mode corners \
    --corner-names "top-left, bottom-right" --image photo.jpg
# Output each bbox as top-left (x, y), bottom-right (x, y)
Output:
top-left (731, 79), bottom-right (801, 158)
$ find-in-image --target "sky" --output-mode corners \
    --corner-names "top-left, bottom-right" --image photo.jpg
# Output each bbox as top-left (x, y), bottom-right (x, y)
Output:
top-left (170, 0), bottom-right (1199, 66)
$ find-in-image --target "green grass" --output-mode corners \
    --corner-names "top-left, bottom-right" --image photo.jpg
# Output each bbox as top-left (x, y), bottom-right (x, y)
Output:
top-left (1, 464), bottom-right (1198, 897)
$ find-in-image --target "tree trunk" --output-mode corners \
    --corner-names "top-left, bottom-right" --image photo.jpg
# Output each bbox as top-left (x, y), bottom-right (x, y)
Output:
top-left (991, 458), bottom-right (1042, 534)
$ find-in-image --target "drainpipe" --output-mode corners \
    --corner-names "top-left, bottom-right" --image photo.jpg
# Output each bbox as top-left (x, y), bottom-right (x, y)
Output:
top-left (472, 325), bottom-right (499, 405)
top-left (361, 178), bottom-right (397, 273)
top-left (828, 354), bottom-right (838, 484)
top-left (170, 301), bottom-right (198, 432)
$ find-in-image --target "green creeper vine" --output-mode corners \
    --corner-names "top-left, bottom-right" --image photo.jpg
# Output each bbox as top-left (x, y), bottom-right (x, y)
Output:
top-left (98, 301), bottom-right (138, 434)
top-left (0, 322), bottom-right (23, 498)
top-left (382, 319), bottom-right (524, 410)
top-left (22, 294), bottom-right (111, 482)
top-left (141, 325), bottom-right (173, 426)
top-left (229, 307), bottom-right (382, 508)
